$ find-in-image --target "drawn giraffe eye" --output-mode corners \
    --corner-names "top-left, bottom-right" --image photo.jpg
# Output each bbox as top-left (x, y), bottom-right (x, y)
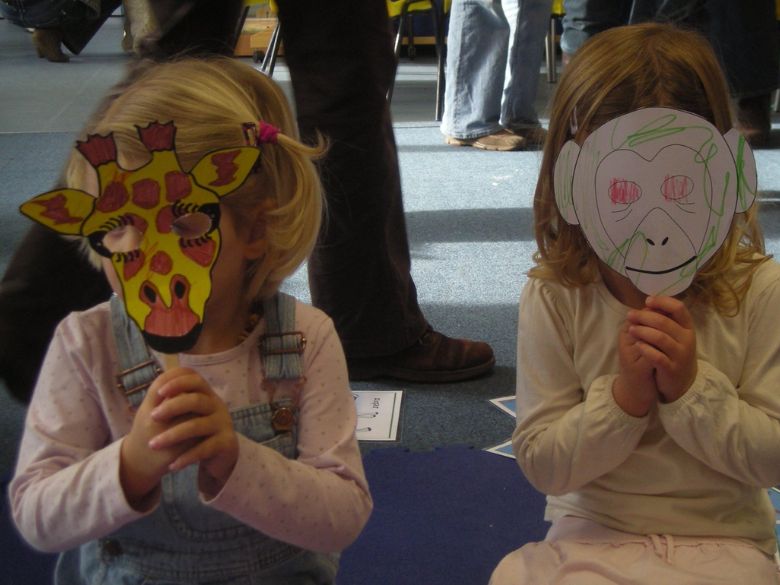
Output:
top-left (172, 203), bottom-right (221, 240)
top-left (101, 224), bottom-right (143, 254)
top-left (608, 179), bottom-right (641, 205)
top-left (661, 174), bottom-right (694, 203)
top-left (172, 212), bottom-right (213, 239)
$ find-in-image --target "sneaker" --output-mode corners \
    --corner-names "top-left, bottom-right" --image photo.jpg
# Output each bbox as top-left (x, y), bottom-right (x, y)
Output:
top-left (446, 129), bottom-right (526, 151)
top-left (347, 327), bottom-right (496, 383)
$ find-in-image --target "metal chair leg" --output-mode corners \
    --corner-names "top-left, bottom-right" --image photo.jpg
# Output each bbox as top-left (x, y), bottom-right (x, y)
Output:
top-left (261, 20), bottom-right (281, 77)
top-left (432, 0), bottom-right (446, 121)
top-left (546, 14), bottom-right (557, 83)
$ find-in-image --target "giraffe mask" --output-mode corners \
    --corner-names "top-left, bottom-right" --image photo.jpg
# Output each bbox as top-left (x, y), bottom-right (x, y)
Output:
top-left (20, 121), bottom-right (260, 353)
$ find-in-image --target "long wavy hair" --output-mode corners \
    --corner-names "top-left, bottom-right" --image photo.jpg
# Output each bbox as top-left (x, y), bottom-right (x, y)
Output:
top-left (532, 22), bottom-right (767, 315)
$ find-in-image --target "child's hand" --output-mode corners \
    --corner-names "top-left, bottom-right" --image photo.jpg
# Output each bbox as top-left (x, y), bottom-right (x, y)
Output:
top-left (613, 320), bottom-right (658, 417)
top-left (627, 296), bottom-right (698, 403)
top-left (148, 368), bottom-right (239, 497)
top-left (120, 371), bottom-right (194, 508)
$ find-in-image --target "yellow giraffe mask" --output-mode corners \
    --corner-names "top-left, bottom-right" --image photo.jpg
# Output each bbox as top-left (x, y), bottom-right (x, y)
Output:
top-left (20, 121), bottom-right (260, 352)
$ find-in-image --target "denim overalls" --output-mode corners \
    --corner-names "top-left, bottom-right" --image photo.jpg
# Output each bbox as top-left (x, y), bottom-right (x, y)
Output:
top-left (55, 293), bottom-right (338, 584)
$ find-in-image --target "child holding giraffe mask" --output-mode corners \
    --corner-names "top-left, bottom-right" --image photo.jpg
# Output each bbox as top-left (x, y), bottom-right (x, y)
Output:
top-left (10, 57), bottom-right (372, 584)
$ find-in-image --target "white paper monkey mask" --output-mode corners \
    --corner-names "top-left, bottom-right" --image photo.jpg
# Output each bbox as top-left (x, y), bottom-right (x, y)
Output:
top-left (553, 107), bottom-right (757, 296)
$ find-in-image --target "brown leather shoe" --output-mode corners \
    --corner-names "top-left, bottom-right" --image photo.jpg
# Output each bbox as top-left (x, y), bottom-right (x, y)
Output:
top-left (32, 29), bottom-right (69, 62)
top-left (736, 94), bottom-right (771, 148)
top-left (347, 327), bottom-right (495, 383)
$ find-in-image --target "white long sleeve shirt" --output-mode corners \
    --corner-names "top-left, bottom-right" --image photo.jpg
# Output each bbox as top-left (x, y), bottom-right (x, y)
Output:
top-left (513, 259), bottom-right (780, 556)
top-left (10, 300), bottom-right (372, 554)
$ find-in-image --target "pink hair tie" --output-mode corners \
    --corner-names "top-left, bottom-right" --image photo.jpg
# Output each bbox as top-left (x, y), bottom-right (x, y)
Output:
top-left (242, 121), bottom-right (280, 146)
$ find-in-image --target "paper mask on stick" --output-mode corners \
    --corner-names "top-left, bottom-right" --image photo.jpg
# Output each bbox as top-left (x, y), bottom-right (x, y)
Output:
top-left (553, 107), bottom-right (757, 296)
top-left (20, 121), bottom-right (259, 352)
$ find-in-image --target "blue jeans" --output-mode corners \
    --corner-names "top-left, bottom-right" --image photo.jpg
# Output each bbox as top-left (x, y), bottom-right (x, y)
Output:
top-left (0, 0), bottom-right (92, 28)
top-left (0, 0), bottom-right (120, 53)
top-left (441, 0), bottom-right (552, 139)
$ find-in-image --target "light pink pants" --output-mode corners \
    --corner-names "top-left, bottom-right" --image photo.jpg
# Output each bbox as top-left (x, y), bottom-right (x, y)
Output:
top-left (489, 516), bottom-right (780, 585)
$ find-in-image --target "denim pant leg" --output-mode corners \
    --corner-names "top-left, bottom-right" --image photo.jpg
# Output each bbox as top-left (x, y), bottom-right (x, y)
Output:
top-left (441, 0), bottom-right (509, 139)
top-left (278, 0), bottom-right (428, 358)
top-left (501, 0), bottom-right (552, 129)
top-left (560, 0), bottom-right (632, 54)
top-left (0, 0), bottom-right (73, 28)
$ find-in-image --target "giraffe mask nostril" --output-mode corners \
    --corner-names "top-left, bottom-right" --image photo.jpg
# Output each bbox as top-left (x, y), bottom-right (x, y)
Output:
top-left (143, 285), bottom-right (157, 304)
top-left (173, 280), bottom-right (187, 299)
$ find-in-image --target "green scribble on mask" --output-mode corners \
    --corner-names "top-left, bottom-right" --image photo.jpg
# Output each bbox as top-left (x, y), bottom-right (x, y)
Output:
top-left (734, 134), bottom-right (756, 210)
top-left (607, 231), bottom-right (646, 269)
top-left (555, 148), bottom-right (575, 213)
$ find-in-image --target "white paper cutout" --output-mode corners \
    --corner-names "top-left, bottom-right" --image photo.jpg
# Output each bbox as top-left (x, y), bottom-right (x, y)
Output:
top-left (553, 107), bottom-right (757, 295)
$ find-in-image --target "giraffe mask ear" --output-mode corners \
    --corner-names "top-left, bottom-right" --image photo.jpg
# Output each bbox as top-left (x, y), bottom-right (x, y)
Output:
top-left (190, 147), bottom-right (260, 197)
top-left (20, 188), bottom-right (94, 235)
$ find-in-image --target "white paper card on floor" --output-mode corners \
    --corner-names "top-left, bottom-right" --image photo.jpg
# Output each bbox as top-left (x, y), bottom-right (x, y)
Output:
top-left (352, 390), bottom-right (403, 441)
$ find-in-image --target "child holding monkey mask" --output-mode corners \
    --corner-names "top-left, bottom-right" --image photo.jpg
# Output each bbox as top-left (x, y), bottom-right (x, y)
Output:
top-left (492, 23), bottom-right (780, 584)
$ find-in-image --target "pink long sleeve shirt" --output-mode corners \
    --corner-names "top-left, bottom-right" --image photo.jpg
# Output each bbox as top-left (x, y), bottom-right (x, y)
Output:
top-left (10, 299), bottom-right (372, 554)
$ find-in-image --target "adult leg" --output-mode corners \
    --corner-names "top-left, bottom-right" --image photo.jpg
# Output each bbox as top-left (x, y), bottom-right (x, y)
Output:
top-left (0, 226), bottom-right (111, 402)
top-left (500, 0), bottom-right (552, 144)
top-left (632, 0), bottom-right (778, 146)
top-left (276, 0), bottom-right (495, 382)
top-left (441, 0), bottom-right (509, 141)
top-left (560, 0), bottom-right (632, 55)
top-left (56, 0), bottom-right (122, 55)
top-left (700, 0), bottom-right (777, 147)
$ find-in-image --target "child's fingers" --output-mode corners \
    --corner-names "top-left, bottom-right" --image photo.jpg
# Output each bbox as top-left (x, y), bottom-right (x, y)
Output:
top-left (150, 391), bottom-right (215, 422)
top-left (628, 324), bottom-right (675, 355)
top-left (636, 340), bottom-right (671, 370)
top-left (644, 295), bottom-right (694, 328)
top-left (156, 371), bottom-right (212, 400)
top-left (167, 434), bottom-right (234, 472)
top-left (627, 308), bottom-right (688, 345)
top-left (148, 415), bottom-right (218, 450)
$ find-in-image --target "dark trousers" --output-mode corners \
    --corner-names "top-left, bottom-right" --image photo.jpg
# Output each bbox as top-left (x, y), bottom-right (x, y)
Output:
top-left (0, 0), bottom-right (427, 402)
top-left (277, 0), bottom-right (427, 359)
top-left (630, 0), bottom-right (779, 97)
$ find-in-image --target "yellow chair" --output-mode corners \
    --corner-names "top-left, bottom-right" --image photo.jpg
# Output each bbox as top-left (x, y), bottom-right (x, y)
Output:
top-left (387, 0), bottom-right (451, 121)
top-left (239, 0), bottom-right (280, 75)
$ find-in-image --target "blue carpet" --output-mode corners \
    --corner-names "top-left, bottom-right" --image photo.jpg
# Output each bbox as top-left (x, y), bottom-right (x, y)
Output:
top-left (1, 446), bottom-right (547, 585)
top-left (338, 445), bottom-right (547, 585)
top-left (1, 476), bottom-right (57, 585)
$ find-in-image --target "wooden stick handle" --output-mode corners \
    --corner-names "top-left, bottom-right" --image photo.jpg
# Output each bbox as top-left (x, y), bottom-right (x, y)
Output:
top-left (160, 353), bottom-right (179, 371)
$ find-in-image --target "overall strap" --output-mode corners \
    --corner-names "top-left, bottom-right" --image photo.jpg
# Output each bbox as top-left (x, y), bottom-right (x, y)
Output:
top-left (110, 292), bottom-right (304, 409)
top-left (260, 292), bottom-right (305, 381)
top-left (110, 294), bottom-right (161, 409)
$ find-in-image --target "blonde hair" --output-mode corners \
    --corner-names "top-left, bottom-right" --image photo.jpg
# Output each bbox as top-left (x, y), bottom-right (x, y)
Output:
top-left (68, 56), bottom-right (324, 303)
top-left (532, 22), bottom-right (767, 315)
